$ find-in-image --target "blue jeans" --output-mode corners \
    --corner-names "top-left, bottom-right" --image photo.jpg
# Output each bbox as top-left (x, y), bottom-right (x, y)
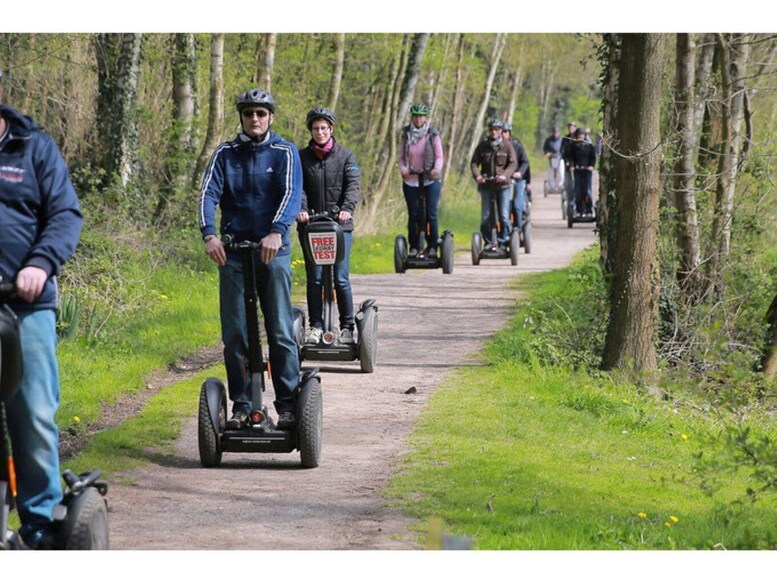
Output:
top-left (219, 252), bottom-right (300, 415)
top-left (402, 180), bottom-right (442, 251)
top-left (512, 179), bottom-right (527, 227)
top-left (574, 169), bottom-right (593, 214)
top-left (5, 309), bottom-right (63, 544)
top-left (479, 186), bottom-right (512, 244)
top-left (305, 230), bottom-right (354, 330)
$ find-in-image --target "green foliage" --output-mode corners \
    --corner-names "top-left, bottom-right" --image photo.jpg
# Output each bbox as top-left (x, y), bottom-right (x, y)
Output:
top-left (389, 249), bottom-right (777, 549)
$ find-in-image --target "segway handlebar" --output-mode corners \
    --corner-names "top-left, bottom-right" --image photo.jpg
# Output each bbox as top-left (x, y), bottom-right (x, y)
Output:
top-left (306, 206), bottom-right (340, 224)
top-left (0, 276), bottom-right (16, 298)
top-left (220, 234), bottom-right (263, 251)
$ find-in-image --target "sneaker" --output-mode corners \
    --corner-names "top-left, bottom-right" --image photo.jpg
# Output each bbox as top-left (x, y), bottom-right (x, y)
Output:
top-left (277, 411), bottom-right (296, 430)
top-left (306, 327), bottom-right (323, 345)
top-left (339, 327), bottom-right (355, 344)
top-left (409, 248), bottom-right (418, 257)
top-left (424, 247), bottom-right (437, 258)
top-left (226, 411), bottom-right (248, 430)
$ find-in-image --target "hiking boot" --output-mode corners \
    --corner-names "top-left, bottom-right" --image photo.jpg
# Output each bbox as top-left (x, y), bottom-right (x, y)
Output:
top-left (277, 411), bottom-right (296, 430)
top-left (339, 327), bottom-right (355, 344)
top-left (226, 411), bottom-right (248, 430)
top-left (409, 248), bottom-right (418, 257)
top-left (306, 327), bottom-right (323, 345)
top-left (424, 247), bottom-right (437, 258)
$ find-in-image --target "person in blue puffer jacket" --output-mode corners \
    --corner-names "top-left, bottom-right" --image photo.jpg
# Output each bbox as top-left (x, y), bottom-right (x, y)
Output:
top-left (198, 87), bottom-right (303, 431)
top-left (0, 70), bottom-right (83, 549)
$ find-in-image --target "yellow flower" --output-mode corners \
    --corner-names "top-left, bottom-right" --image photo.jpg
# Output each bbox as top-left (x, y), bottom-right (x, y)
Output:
top-left (159, 294), bottom-right (169, 300)
top-left (73, 416), bottom-right (81, 424)
top-left (669, 515), bottom-right (679, 523)
top-left (637, 512), bottom-right (647, 519)
top-left (665, 522), bottom-right (672, 528)
top-left (681, 434), bottom-right (688, 441)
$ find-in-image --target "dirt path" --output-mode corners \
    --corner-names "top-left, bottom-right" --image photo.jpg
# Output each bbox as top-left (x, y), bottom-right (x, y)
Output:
top-left (106, 175), bottom-right (596, 549)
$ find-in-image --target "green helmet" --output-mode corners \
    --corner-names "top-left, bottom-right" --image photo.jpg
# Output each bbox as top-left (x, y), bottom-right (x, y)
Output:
top-left (410, 103), bottom-right (429, 116)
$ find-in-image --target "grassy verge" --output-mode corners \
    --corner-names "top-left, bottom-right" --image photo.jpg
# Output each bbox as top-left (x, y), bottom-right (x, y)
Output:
top-left (387, 247), bottom-right (777, 550)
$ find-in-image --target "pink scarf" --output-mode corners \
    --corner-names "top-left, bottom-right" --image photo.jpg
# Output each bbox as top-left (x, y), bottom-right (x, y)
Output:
top-left (311, 137), bottom-right (334, 160)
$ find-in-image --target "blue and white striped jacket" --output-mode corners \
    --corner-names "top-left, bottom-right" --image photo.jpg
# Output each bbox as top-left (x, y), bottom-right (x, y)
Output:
top-left (198, 130), bottom-right (302, 257)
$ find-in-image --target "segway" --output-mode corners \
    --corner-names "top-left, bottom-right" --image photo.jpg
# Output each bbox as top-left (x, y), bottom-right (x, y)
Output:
top-left (197, 239), bottom-right (323, 469)
top-left (471, 178), bottom-right (520, 266)
top-left (298, 208), bottom-right (378, 374)
top-left (511, 180), bottom-right (532, 255)
top-left (543, 155), bottom-right (565, 197)
top-left (566, 166), bottom-right (597, 228)
top-left (394, 169), bottom-right (454, 275)
top-left (0, 277), bottom-right (109, 550)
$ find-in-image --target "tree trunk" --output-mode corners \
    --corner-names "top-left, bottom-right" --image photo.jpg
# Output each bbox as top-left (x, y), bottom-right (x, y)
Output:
top-left (395, 33), bottom-right (430, 136)
top-left (465, 33), bottom-right (507, 163)
top-left (260, 33), bottom-right (277, 91)
top-left (762, 295), bottom-right (777, 382)
top-left (598, 33), bottom-right (621, 277)
top-left (601, 34), bottom-right (665, 381)
top-left (535, 58), bottom-right (556, 150)
top-left (505, 41), bottom-right (525, 126)
top-left (444, 34), bottom-right (465, 181)
top-left (705, 33), bottom-right (751, 299)
top-left (672, 33), bottom-right (703, 299)
top-left (192, 34), bottom-right (225, 194)
top-left (108, 33), bottom-right (143, 192)
top-left (155, 33), bottom-right (197, 222)
top-left (327, 33), bottom-right (346, 112)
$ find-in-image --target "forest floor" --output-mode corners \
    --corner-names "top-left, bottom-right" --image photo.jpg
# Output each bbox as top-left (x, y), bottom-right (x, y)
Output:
top-left (104, 174), bottom-right (597, 549)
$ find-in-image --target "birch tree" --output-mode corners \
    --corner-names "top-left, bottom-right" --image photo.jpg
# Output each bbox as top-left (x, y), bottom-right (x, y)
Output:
top-left (601, 34), bottom-right (665, 381)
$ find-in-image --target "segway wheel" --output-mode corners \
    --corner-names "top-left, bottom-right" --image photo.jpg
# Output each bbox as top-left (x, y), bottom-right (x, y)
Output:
top-left (198, 380), bottom-right (225, 467)
top-left (509, 231), bottom-right (520, 266)
top-left (471, 232), bottom-right (482, 266)
top-left (62, 487), bottom-right (109, 549)
top-left (567, 205), bottom-right (574, 228)
top-left (523, 221), bottom-right (532, 254)
top-left (543, 180), bottom-right (549, 198)
top-left (394, 235), bottom-right (407, 274)
top-left (441, 232), bottom-right (454, 275)
top-left (358, 306), bottom-right (378, 373)
top-left (561, 194), bottom-right (567, 220)
top-left (297, 377), bottom-right (323, 468)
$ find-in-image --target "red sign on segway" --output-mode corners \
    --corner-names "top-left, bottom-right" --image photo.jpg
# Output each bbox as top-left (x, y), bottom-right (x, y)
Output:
top-left (308, 232), bottom-right (338, 265)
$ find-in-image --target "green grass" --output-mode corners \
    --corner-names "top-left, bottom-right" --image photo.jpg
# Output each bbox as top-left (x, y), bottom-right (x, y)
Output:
top-left (387, 250), bottom-right (777, 550)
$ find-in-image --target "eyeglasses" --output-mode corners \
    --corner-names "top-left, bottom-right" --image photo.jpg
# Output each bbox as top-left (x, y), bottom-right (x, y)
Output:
top-left (242, 109), bottom-right (269, 119)
top-left (311, 126), bottom-right (331, 132)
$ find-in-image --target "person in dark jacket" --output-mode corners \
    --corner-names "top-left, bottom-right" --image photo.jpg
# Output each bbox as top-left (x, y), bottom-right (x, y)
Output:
top-left (0, 72), bottom-right (83, 549)
top-left (296, 107), bottom-right (360, 345)
top-left (398, 103), bottom-right (444, 257)
top-left (569, 127), bottom-right (597, 215)
top-left (470, 119), bottom-right (517, 249)
top-left (542, 124), bottom-right (564, 190)
top-left (560, 121), bottom-right (577, 200)
top-left (501, 123), bottom-right (530, 225)
top-left (199, 87), bottom-right (302, 431)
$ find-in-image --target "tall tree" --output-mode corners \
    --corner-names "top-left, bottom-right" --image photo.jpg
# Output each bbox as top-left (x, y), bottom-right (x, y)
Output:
top-left (327, 33), bottom-right (346, 112)
top-left (395, 33), bottom-right (430, 135)
top-left (253, 33), bottom-right (277, 91)
top-left (465, 33), bottom-right (507, 163)
top-left (672, 33), bottom-right (703, 299)
top-left (155, 33), bottom-right (197, 222)
top-left (192, 34), bottom-right (225, 193)
top-left (704, 33), bottom-right (751, 299)
top-left (601, 34), bottom-right (665, 380)
top-left (597, 34), bottom-right (621, 277)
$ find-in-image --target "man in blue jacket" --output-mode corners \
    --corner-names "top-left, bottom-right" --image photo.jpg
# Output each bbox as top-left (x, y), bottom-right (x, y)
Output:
top-left (0, 71), bottom-right (84, 548)
top-left (199, 88), bottom-right (302, 431)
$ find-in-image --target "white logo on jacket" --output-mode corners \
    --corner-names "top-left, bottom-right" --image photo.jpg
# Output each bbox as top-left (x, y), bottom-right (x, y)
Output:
top-left (0, 166), bottom-right (25, 183)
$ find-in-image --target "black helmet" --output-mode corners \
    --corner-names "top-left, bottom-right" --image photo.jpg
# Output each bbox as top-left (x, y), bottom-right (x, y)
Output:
top-left (410, 103), bottom-right (429, 116)
top-left (488, 118), bottom-right (503, 129)
top-left (306, 107), bottom-right (337, 130)
top-left (574, 127), bottom-right (585, 138)
top-left (236, 88), bottom-right (275, 113)
top-left (502, 122), bottom-right (512, 132)
top-left (552, 124), bottom-right (560, 132)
